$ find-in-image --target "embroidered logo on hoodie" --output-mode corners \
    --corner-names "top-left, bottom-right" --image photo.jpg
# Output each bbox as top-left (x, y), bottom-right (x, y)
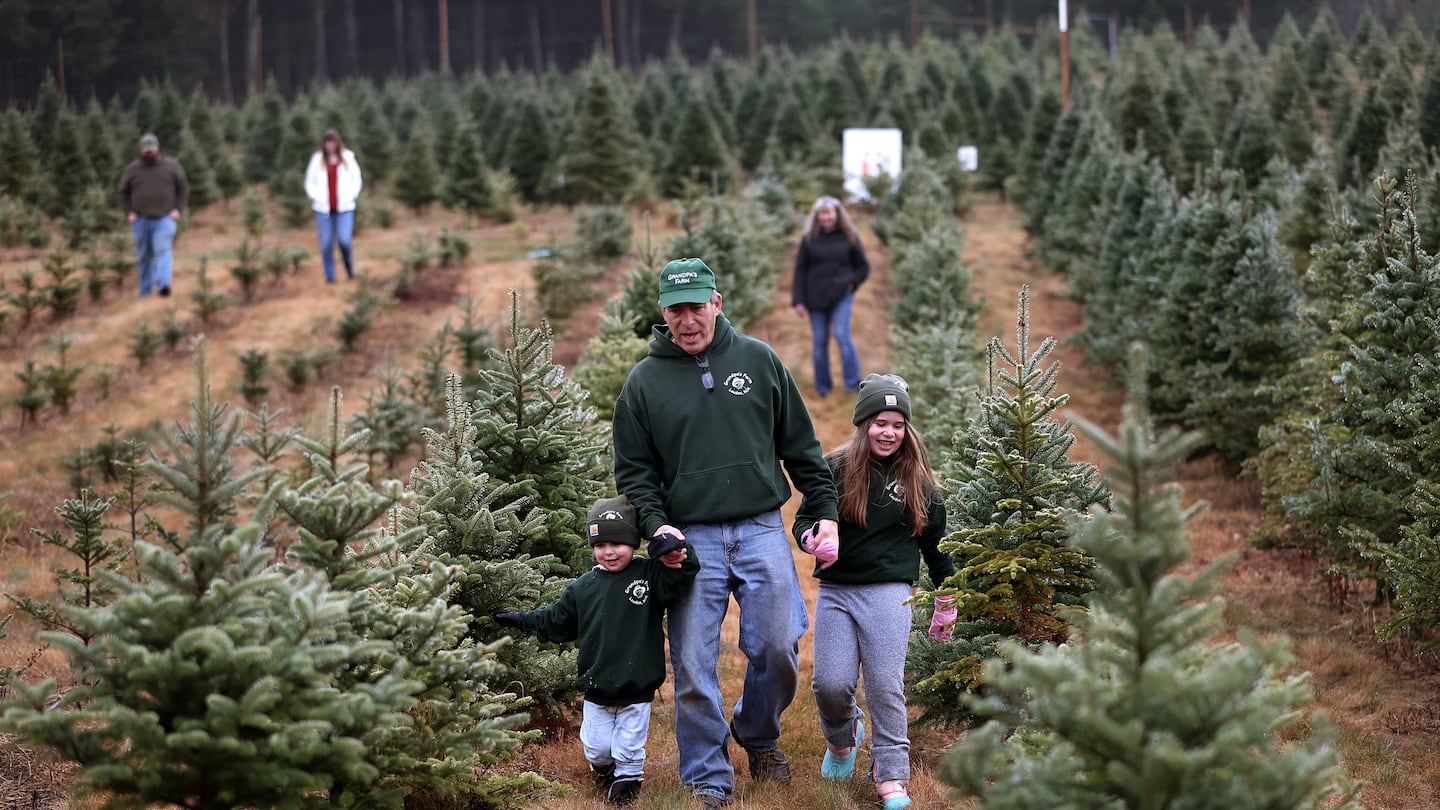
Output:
top-left (725, 371), bottom-right (753, 395)
top-left (626, 579), bottom-right (650, 605)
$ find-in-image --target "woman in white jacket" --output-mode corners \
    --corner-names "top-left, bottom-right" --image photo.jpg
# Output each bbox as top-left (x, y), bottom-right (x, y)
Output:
top-left (304, 127), bottom-right (363, 282)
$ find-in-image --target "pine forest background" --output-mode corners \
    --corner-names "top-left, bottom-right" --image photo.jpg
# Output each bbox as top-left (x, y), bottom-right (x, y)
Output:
top-left (1, 0), bottom-right (1440, 808)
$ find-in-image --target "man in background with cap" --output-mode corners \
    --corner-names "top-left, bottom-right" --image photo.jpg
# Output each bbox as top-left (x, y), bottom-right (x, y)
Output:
top-left (494, 495), bottom-right (697, 806)
top-left (118, 132), bottom-right (188, 297)
top-left (612, 257), bottom-right (841, 808)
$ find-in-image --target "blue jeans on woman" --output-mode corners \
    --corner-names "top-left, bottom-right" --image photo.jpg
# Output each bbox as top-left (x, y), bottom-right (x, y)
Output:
top-left (808, 292), bottom-right (861, 395)
top-left (667, 510), bottom-right (809, 803)
top-left (131, 215), bottom-right (176, 296)
top-left (315, 210), bottom-right (355, 282)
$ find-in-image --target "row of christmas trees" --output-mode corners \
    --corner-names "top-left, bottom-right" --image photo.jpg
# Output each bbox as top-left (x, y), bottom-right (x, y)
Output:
top-left (833, 150), bottom-right (1358, 807)
top-left (1018, 9), bottom-right (1440, 644)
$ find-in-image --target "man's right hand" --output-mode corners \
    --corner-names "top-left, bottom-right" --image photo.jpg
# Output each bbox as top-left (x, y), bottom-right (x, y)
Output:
top-left (126, 212), bottom-right (137, 224)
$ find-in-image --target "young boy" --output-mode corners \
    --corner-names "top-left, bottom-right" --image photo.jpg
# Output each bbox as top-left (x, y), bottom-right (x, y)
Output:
top-left (494, 495), bottom-right (697, 806)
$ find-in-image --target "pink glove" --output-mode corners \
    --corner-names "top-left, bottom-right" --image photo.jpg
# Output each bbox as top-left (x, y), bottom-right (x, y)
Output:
top-left (929, 595), bottom-right (957, 642)
top-left (800, 526), bottom-right (839, 569)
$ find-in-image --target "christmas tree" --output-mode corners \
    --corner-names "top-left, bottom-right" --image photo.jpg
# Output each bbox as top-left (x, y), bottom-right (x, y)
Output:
top-left (442, 116), bottom-right (495, 218)
top-left (560, 53), bottom-right (647, 204)
top-left (940, 345), bottom-right (1360, 810)
top-left (392, 134), bottom-right (442, 214)
top-left (468, 292), bottom-right (608, 571)
top-left (397, 374), bottom-right (577, 733)
top-left (908, 288), bottom-right (1107, 726)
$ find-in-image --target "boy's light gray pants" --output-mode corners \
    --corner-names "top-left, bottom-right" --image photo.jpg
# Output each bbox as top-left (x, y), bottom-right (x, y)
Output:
top-left (811, 581), bottom-right (914, 782)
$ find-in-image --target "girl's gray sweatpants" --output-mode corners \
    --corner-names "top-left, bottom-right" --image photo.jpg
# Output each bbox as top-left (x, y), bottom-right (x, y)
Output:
top-left (811, 580), bottom-right (914, 783)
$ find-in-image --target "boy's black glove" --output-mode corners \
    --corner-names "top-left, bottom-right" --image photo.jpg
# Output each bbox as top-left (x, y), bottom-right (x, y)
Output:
top-left (648, 532), bottom-right (685, 559)
top-left (493, 611), bottom-right (523, 628)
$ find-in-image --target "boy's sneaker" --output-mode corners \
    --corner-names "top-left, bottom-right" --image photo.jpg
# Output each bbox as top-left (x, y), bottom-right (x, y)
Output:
top-left (590, 761), bottom-right (616, 791)
top-left (729, 720), bottom-right (792, 782)
top-left (606, 777), bottom-right (642, 806)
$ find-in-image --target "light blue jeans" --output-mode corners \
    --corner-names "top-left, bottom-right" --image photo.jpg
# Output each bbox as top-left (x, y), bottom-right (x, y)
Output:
top-left (581, 700), bottom-right (652, 778)
top-left (808, 292), bottom-right (861, 394)
top-left (668, 510), bottom-right (809, 801)
top-left (131, 215), bottom-right (176, 296)
top-left (315, 210), bottom-right (355, 282)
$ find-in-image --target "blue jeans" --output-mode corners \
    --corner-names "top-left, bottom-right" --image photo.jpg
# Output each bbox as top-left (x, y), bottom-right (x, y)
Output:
top-left (808, 292), bottom-right (861, 394)
top-left (131, 215), bottom-right (177, 296)
top-left (315, 210), bottom-right (355, 282)
top-left (668, 510), bottom-right (808, 801)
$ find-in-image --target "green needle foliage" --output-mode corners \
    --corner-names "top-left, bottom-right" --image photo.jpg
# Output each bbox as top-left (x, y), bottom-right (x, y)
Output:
top-left (940, 345), bottom-right (1362, 810)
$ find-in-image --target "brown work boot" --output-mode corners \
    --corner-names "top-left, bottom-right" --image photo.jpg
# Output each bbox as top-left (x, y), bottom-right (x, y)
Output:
top-left (730, 720), bottom-right (792, 782)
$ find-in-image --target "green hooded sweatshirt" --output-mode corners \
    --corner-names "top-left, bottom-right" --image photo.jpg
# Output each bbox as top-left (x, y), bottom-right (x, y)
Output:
top-left (520, 546), bottom-right (699, 706)
top-left (613, 313), bottom-right (838, 534)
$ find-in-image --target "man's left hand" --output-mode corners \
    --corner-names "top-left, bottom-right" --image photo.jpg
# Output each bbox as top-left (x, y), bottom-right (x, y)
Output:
top-left (168, 209), bottom-right (181, 221)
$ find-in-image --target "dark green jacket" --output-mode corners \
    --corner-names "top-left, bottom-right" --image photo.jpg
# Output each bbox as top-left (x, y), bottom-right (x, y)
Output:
top-left (613, 314), bottom-right (838, 534)
top-left (794, 456), bottom-right (953, 586)
top-left (519, 546), bottom-right (699, 706)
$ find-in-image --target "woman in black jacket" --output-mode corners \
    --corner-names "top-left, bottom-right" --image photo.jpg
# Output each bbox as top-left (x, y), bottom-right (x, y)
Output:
top-left (792, 196), bottom-right (870, 397)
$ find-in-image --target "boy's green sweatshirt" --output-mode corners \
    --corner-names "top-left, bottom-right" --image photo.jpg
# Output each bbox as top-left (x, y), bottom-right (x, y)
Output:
top-left (519, 546), bottom-right (699, 706)
top-left (794, 456), bottom-right (954, 586)
top-left (612, 314), bottom-right (838, 535)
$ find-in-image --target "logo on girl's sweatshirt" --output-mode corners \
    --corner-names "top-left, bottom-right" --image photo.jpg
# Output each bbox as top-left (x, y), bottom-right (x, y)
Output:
top-left (885, 480), bottom-right (905, 503)
top-left (626, 579), bottom-right (650, 605)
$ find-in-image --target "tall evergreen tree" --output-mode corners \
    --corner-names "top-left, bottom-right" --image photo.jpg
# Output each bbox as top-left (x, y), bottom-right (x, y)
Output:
top-left (242, 79), bottom-right (287, 184)
top-left (560, 54), bottom-right (647, 204)
top-left (398, 374), bottom-right (576, 732)
top-left (392, 135), bottom-right (442, 214)
top-left (909, 288), bottom-right (1107, 726)
top-left (940, 346), bottom-right (1360, 810)
top-left (661, 92), bottom-right (735, 196)
top-left (45, 109), bottom-right (98, 218)
top-left (468, 292), bottom-right (608, 571)
top-left (29, 71), bottom-right (63, 162)
top-left (442, 116), bottom-right (495, 217)
top-left (502, 93), bottom-right (554, 203)
top-left (0, 107), bottom-right (42, 199)
top-left (1270, 174), bottom-right (1440, 588)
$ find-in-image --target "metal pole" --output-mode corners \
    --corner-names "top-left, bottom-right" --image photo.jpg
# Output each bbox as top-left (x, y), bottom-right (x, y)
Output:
top-left (910, 0), bottom-right (920, 48)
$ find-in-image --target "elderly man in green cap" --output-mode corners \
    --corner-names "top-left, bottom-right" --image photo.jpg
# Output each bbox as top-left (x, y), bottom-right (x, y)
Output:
top-left (612, 257), bottom-right (840, 807)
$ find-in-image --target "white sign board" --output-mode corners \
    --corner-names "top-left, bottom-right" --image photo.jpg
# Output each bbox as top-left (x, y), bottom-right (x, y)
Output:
top-left (842, 128), bottom-right (903, 201)
top-left (957, 145), bottom-right (979, 171)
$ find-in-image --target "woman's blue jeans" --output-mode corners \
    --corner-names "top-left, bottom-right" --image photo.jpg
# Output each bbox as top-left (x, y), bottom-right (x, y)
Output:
top-left (808, 292), bottom-right (861, 394)
top-left (315, 210), bottom-right (355, 282)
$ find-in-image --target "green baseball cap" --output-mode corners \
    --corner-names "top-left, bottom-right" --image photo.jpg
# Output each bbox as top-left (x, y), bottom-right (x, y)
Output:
top-left (658, 258), bottom-right (718, 308)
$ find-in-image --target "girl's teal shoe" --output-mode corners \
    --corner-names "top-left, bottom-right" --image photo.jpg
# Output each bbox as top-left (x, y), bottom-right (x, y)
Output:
top-left (877, 779), bottom-right (911, 809)
top-left (820, 720), bottom-right (863, 780)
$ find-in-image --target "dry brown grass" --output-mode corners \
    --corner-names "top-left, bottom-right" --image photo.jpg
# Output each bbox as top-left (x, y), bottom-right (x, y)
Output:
top-left (4, 195), bottom-right (1439, 809)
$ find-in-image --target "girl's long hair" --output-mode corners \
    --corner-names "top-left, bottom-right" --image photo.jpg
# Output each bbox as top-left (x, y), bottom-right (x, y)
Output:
top-left (827, 415), bottom-right (940, 536)
top-left (803, 195), bottom-right (862, 245)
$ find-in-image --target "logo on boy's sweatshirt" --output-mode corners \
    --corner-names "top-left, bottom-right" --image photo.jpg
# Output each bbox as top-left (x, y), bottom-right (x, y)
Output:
top-left (626, 579), bottom-right (650, 606)
top-left (725, 371), bottom-right (753, 395)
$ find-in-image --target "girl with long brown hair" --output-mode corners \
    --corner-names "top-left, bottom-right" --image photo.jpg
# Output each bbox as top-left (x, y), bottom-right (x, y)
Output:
top-left (793, 373), bottom-right (956, 810)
